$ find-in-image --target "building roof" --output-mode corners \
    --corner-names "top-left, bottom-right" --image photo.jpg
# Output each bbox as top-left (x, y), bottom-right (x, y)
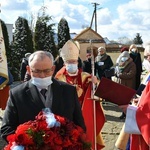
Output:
top-left (73, 27), bottom-right (105, 43)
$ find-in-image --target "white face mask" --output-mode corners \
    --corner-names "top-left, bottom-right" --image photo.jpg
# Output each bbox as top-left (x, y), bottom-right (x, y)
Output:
top-left (66, 64), bottom-right (78, 73)
top-left (131, 48), bottom-right (137, 53)
top-left (31, 76), bottom-right (53, 89)
top-left (121, 57), bottom-right (128, 62)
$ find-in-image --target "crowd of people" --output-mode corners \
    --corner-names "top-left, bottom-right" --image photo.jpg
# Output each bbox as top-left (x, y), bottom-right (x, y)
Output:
top-left (115, 43), bottom-right (150, 150)
top-left (1, 39), bottom-right (150, 150)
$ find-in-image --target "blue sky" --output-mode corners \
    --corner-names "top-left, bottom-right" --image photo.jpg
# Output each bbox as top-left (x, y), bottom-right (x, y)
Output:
top-left (0, 0), bottom-right (150, 44)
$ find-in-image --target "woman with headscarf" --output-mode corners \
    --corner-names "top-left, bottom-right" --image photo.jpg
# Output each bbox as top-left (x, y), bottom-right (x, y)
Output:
top-left (115, 51), bottom-right (136, 119)
top-left (116, 47), bottom-right (129, 65)
top-left (116, 51), bottom-right (136, 88)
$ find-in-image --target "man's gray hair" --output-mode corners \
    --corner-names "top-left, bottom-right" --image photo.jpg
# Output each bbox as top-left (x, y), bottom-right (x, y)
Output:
top-left (28, 51), bottom-right (54, 66)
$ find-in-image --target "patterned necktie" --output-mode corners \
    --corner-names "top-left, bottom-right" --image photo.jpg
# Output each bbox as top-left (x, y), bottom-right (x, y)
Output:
top-left (40, 89), bottom-right (47, 99)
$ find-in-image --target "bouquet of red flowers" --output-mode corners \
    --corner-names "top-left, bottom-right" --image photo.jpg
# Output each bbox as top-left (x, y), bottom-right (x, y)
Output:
top-left (4, 108), bottom-right (91, 150)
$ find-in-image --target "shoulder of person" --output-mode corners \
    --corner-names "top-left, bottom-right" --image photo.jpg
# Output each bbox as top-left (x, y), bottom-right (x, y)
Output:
top-left (81, 72), bottom-right (91, 82)
top-left (54, 56), bottom-right (63, 63)
top-left (54, 67), bottom-right (66, 79)
top-left (55, 73), bottom-right (66, 82)
top-left (128, 61), bottom-right (136, 69)
top-left (95, 56), bottom-right (99, 62)
top-left (107, 55), bottom-right (112, 58)
top-left (10, 81), bottom-right (28, 94)
top-left (22, 58), bottom-right (28, 63)
top-left (53, 78), bottom-right (75, 89)
top-left (137, 53), bottom-right (142, 57)
top-left (7, 69), bottom-right (14, 85)
top-left (81, 71), bottom-right (91, 77)
top-left (83, 60), bottom-right (87, 63)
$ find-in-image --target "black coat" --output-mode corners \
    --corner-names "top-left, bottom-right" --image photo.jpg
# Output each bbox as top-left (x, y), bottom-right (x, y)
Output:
top-left (130, 52), bottom-right (142, 90)
top-left (95, 55), bottom-right (113, 79)
top-left (83, 58), bottom-right (92, 74)
top-left (1, 78), bottom-right (86, 141)
top-left (20, 58), bottom-right (28, 81)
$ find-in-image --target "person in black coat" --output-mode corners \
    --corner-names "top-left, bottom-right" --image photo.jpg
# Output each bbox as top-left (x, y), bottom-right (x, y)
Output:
top-left (129, 44), bottom-right (142, 90)
top-left (20, 53), bottom-right (31, 81)
top-left (1, 51), bottom-right (86, 141)
top-left (83, 53), bottom-right (92, 74)
top-left (95, 47), bottom-right (113, 79)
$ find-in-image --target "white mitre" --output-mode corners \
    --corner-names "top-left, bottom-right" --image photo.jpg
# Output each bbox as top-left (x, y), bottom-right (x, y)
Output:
top-left (61, 40), bottom-right (79, 62)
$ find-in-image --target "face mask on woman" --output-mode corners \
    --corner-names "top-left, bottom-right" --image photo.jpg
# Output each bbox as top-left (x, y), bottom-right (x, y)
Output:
top-left (31, 76), bottom-right (52, 89)
top-left (66, 64), bottom-right (78, 74)
top-left (121, 57), bottom-right (128, 62)
top-left (131, 48), bottom-right (137, 53)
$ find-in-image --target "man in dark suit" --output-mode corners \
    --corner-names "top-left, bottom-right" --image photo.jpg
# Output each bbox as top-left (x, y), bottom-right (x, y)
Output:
top-left (1, 51), bottom-right (86, 141)
top-left (20, 53), bottom-right (31, 81)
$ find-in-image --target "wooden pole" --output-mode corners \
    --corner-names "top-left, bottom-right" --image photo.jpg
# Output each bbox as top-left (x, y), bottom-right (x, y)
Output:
top-left (90, 40), bottom-right (97, 150)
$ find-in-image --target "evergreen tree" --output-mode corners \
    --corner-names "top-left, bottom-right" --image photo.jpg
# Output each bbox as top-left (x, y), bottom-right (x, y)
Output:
top-left (133, 33), bottom-right (143, 44)
top-left (11, 17), bottom-right (34, 80)
top-left (34, 13), bottom-right (58, 58)
top-left (34, 17), bottom-right (47, 50)
top-left (57, 18), bottom-right (71, 49)
top-left (0, 19), bottom-right (11, 67)
top-left (44, 25), bottom-right (57, 58)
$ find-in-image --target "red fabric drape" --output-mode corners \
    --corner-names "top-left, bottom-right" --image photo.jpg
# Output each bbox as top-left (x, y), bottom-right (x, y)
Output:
top-left (131, 135), bottom-right (148, 150)
top-left (82, 84), bottom-right (105, 149)
top-left (0, 85), bottom-right (9, 110)
top-left (131, 81), bottom-right (150, 149)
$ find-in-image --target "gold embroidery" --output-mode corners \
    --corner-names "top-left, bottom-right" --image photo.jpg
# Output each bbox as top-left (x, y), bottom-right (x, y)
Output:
top-left (75, 85), bottom-right (83, 97)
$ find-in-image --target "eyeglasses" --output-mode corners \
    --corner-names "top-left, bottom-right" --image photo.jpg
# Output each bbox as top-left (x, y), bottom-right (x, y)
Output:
top-left (31, 68), bottom-right (53, 74)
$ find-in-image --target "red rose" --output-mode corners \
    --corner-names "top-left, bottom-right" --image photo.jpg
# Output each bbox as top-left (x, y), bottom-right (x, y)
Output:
top-left (4, 110), bottom-right (91, 150)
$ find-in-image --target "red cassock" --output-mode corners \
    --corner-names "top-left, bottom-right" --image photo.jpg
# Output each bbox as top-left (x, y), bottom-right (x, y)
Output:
top-left (131, 81), bottom-right (150, 150)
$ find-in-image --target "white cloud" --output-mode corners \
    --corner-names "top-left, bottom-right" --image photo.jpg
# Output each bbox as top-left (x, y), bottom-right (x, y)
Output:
top-left (0, 0), bottom-right (149, 43)
top-left (97, 8), bottom-right (112, 25)
top-left (114, 0), bottom-right (150, 42)
top-left (1, 0), bottom-right (29, 10)
top-left (94, 0), bottom-right (150, 41)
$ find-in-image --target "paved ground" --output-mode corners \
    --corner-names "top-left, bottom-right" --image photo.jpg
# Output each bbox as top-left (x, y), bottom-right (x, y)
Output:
top-left (0, 82), bottom-right (125, 150)
top-left (101, 103), bottom-right (125, 150)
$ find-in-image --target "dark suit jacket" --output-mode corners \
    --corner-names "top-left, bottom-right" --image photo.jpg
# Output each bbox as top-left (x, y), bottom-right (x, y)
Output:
top-left (1, 78), bottom-right (86, 140)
